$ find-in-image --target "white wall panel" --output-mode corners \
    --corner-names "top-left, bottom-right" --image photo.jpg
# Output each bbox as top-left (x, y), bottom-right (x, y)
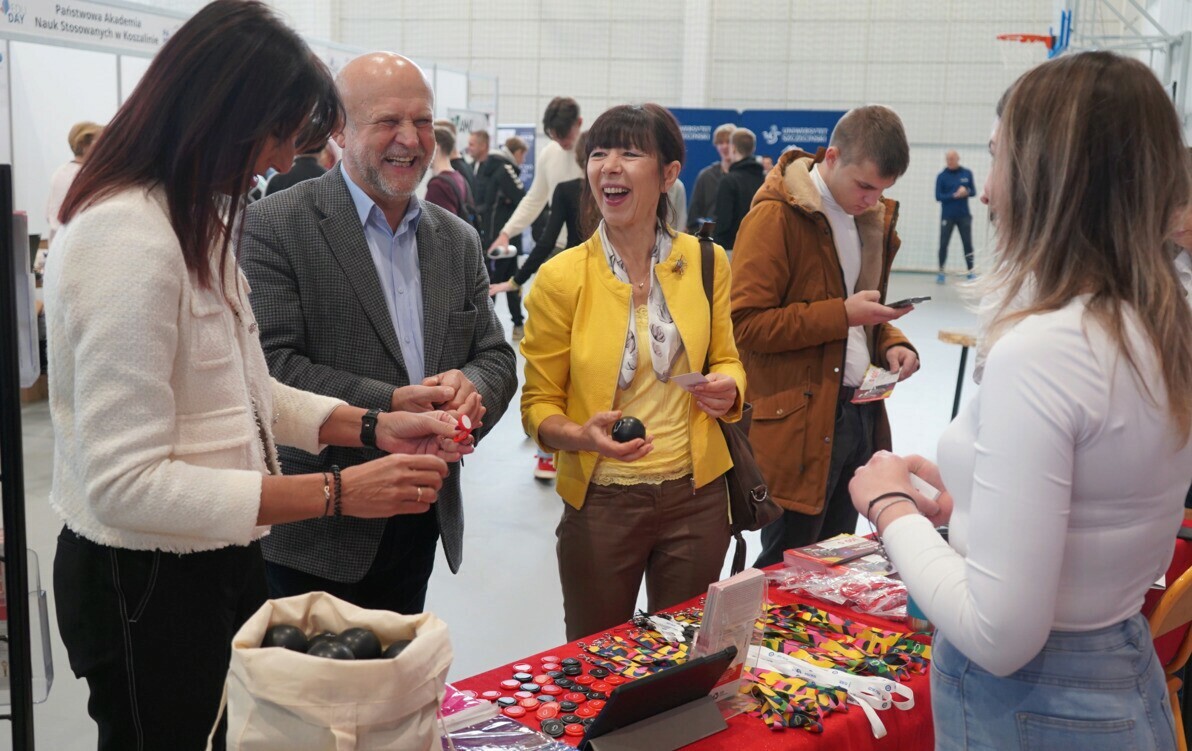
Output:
top-left (541, 0), bottom-right (610, 21)
top-left (539, 20), bottom-right (609, 59)
top-left (118, 56), bottom-right (152, 105)
top-left (787, 24), bottom-right (871, 62)
top-left (434, 68), bottom-right (470, 119)
top-left (786, 61), bottom-right (868, 103)
top-left (402, 20), bottom-right (474, 58)
top-left (790, 0), bottom-right (870, 22)
top-left (10, 41), bottom-right (119, 237)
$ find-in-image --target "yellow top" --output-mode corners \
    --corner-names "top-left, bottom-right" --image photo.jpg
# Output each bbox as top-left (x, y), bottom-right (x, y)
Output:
top-left (520, 230), bottom-right (746, 509)
top-left (591, 305), bottom-right (694, 485)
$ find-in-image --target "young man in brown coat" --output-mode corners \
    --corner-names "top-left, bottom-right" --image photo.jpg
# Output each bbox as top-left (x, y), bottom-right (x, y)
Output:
top-left (730, 106), bottom-right (920, 567)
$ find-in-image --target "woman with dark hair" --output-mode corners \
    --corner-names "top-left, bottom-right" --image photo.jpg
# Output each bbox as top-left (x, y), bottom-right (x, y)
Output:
top-left (520, 104), bottom-right (746, 640)
top-left (45, 2), bottom-right (470, 748)
top-left (849, 51), bottom-right (1192, 749)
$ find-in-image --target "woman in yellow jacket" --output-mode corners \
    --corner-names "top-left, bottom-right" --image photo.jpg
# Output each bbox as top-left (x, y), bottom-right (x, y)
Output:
top-left (521, 104), bottom-right (747, 640)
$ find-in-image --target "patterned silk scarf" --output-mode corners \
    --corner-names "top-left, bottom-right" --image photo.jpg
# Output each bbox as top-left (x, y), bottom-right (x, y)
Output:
top-left (598, 221), bottom-right (684, 390)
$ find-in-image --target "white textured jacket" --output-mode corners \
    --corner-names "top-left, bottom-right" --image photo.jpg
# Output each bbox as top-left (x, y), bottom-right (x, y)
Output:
top-left (44, 187), bottom-right (344, 553)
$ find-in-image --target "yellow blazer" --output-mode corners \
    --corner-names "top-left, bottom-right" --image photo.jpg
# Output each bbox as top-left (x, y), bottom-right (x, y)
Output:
top-left (521, 230), bottom-right (747, 508)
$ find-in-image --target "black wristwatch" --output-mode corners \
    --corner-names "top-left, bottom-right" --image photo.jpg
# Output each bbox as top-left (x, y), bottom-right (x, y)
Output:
top-left (360, 408), bottom-right (383, 449)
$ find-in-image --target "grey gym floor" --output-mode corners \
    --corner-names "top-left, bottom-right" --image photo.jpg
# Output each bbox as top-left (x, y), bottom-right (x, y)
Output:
top-left (11, 270), bottom-right (976, 749)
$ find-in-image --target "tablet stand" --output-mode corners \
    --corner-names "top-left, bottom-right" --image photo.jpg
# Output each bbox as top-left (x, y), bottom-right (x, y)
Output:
top-left (587, 695), bottom-right (726, 751)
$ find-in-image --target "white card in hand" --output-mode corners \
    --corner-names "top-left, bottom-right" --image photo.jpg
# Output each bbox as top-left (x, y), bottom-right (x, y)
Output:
top-left (909, 473), bottom-right (941, 502)
top-left (670, 372), bottom-right (709, 390)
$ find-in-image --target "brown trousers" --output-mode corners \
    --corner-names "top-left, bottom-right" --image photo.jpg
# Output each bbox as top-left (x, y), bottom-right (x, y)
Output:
top-left (556, 475), bottom-right (731, 641)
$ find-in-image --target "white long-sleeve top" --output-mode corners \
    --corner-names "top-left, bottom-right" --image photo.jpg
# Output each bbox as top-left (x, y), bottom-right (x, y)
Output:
top-left (44, 160), bottom-right (81, 244)
top-left (499, 139), bottom-right (583, 246)
top-left (44, 186), bottom-right (344, 553)
top-left (884, 298), bottom-right (1192, 676)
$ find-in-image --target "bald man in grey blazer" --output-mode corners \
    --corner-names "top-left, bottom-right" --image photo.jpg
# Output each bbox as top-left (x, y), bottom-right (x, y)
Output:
top-left (239, 52), bottom-right (516, 614)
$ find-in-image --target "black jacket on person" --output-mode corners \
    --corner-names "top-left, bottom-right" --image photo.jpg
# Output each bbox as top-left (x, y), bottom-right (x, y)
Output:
top-left (474, 151), bottom-right (525, 246)
top-left (687, 161), bottom-right (726, 232)
top-left (713, 158), bottom-right (766, 249)
top-left (513, 178), bottom-right (581, 286)
top-left (265, 155), bottom-right (327, 196)
top-left (451, 157), bottom-right (476, 195)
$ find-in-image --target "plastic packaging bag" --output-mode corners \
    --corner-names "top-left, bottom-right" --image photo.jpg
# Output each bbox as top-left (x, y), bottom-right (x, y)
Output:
top-left (769, 566), bottom-right (908, 620)
top-left (440, 716), bottom-right (570, 751)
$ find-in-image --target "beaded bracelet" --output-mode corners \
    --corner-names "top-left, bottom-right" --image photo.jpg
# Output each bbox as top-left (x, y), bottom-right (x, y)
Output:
top-left (321, 472), bottom-right (332, 517)
top-left (331, 465), bottom-right (343, 518)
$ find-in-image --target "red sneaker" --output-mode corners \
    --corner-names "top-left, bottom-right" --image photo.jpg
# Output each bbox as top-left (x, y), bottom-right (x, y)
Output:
top-left (533, 454), bottom-right (557, 480)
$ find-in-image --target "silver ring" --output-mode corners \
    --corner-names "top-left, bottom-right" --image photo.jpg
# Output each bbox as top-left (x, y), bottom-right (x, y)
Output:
top-left (416, 486), bottom-right (423, 502)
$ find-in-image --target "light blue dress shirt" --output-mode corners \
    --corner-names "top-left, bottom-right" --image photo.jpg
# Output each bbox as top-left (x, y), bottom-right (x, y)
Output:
top-left (341, 164), bottom-right (426, 383)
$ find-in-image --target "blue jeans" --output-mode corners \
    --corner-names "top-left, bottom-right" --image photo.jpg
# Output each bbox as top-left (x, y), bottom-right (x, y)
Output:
top-left (932, 613), bottom-right (1176, 750)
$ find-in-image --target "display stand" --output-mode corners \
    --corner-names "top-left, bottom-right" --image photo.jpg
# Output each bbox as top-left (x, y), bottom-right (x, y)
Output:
top-left (0, 163), bottom-right (36, 749)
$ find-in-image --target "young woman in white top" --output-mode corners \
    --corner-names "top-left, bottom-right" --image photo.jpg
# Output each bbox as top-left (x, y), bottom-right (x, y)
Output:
top-left (44, 3), bottom-right (475, 749)
top-left (849, 51), bottom-right (1192, 750)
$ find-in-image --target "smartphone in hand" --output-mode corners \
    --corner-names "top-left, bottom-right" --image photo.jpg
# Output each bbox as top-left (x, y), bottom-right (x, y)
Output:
top-left (887, 296), bottom-right (931, 309)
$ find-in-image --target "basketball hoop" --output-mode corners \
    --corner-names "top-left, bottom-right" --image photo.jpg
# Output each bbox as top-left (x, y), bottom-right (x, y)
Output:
top-left (996, 33), bottom-right (1055, 72)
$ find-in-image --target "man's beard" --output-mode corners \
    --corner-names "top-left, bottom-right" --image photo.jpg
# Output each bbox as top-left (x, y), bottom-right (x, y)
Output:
top-left (352, 145), bottom-right (428, 200)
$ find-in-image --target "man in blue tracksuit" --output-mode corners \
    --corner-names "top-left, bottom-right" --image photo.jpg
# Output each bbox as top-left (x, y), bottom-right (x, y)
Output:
top-left (935, 150), bottom-right (975, 283)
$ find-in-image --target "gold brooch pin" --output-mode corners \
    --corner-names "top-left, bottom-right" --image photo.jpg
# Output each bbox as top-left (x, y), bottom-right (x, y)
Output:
top-left (673, 256), bottom-right (687, 277)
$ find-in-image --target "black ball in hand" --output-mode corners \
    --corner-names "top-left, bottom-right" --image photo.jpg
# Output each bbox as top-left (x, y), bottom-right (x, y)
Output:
top-left (306, 640), bottom-right (356, 660)
top-left (261, 624), bottom-right (309, 652)
top-left (383, 640), bottom-right (413, 659)
top-left (611, 417), bottom-right (646, 443)
top-left (339, 627), bottom-right (382, 660)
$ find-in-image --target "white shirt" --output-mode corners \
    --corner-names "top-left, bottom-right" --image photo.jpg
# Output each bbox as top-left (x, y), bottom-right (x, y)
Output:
top-left (45, 160), bottom-right (82, 244)
top-left (500, 139), bottom-right (583, 247)
top-left (341, 165), bottom-right (426, 383)
top-left (884, 299), bottom-right (1192, 676)
top-left (811, 164), bottom-right (868, 387)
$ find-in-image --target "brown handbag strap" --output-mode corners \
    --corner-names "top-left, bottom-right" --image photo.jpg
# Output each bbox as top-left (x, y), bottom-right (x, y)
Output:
top-left (696, 222), bottom-right (716, 376)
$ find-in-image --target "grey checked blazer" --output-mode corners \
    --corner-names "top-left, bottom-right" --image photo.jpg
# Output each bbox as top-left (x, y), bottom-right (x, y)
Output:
top-left (239, 168), bottom-right (517, 581)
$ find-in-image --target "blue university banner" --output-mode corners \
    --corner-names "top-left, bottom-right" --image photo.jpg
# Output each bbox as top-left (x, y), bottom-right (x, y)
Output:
top-left (736, 109), bottom-right (845, 162)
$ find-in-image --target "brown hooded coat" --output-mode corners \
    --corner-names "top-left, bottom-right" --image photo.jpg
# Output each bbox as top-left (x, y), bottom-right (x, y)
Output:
top-left (730, 149), bottom-right (916, 515)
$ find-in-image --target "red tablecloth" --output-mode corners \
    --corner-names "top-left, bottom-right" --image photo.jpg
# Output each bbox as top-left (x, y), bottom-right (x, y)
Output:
top-left (454, 582), bottom-right (935, 750)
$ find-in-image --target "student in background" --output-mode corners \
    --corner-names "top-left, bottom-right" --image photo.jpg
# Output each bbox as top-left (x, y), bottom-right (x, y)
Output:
top-left (425, 125), bottom-right (472, 219)
top-left (478, 136), bottom-right (530, 340)
top-left (687, 122), bottom-right (735, 233)
top-left (713, 128), bottom-right (765, 250)
top-left (488, 97), bottom-right (585, 482)
top-left (731, 106), bottom-right (917, 566)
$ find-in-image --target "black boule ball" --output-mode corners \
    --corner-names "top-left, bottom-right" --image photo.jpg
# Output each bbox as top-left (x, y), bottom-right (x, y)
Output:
top-left (339, 627), bottom-right (382, 660)
top-left (383, 639), bottom-right (413, 659)
top-left (306, 631), bottom-right (338, 650)
top-left (610, 416), bottom-right (646, 443)
top-left (306, 640), bottom-right (356, 660)
top-left (261, 624), bottom-right (309, 652)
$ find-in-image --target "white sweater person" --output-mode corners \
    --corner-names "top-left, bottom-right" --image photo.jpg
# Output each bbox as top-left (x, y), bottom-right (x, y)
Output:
top-left (44, 186), bottom-right (345, 553)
